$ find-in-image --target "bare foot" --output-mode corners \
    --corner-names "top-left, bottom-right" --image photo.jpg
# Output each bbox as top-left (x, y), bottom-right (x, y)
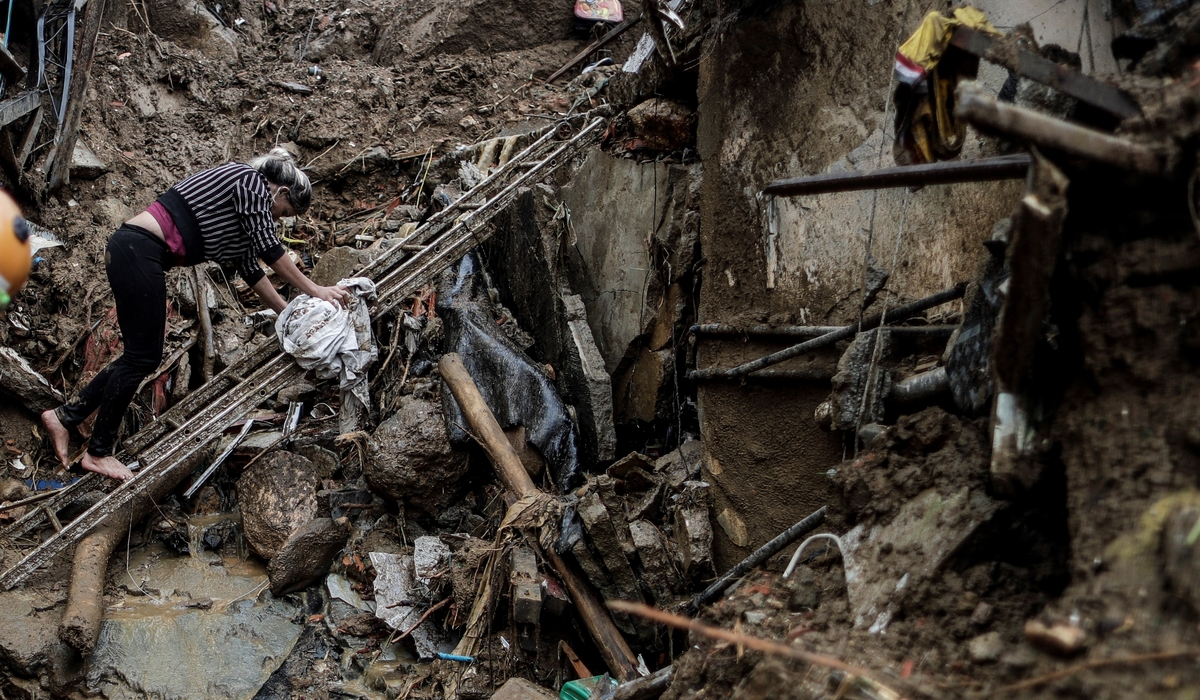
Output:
top-left (80, 453), bottom-right (134, 481)
top-left (41, 410), bottom-right (71, 469)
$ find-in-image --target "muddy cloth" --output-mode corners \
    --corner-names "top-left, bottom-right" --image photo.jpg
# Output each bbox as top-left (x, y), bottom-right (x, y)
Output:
top-left (57, 225), bottom-right (169, 457)
top-left (276, 277), bottom-right (378, 432)
top-left (892, 8), bottom-right (997, 165)
top-left (437, 254), bottom-right (582, 493)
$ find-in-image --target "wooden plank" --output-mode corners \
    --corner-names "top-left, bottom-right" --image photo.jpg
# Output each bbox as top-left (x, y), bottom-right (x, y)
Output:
top-left (950, 26), bottom-right (1141, 120)
top-left (16, 106), bottom-right (43, 168)
top-left (0, 92), bottom-right (41, 128)
top-left (0, 43), bottom-right (26, 83)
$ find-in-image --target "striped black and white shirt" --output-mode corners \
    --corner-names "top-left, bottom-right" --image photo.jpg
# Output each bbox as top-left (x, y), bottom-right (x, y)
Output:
top-left (156, 162), bottom-right (285, 285)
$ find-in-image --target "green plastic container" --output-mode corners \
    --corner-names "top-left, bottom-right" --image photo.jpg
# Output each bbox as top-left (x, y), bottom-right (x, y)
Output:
top-left (559, 675), bottom-right (619, 700)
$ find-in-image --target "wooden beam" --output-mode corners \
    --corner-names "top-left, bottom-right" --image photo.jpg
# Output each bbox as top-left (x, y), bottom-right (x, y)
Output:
top-left (0, 92), bottom-right (41, 128)
top-left (0, 43), bottom-right (26, 84)
top-left (955, 82), bottom-right (1167, 175)
top-left (16, 106), bottom-right (43, 169)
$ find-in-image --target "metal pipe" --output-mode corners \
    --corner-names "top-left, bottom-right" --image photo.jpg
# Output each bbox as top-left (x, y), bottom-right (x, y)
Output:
top-left (761, 154), bottom-right (1030, 198)
top-left (889, 366), bottom-right (949, 403)
top-left (739, 368), bottom-right (836, 382)
top-left (689, 284), bottom-right (967, 381)
top-left (692, 323), bottom-right (957, 338)
top-left (686, 506), bottom-right (827, 614)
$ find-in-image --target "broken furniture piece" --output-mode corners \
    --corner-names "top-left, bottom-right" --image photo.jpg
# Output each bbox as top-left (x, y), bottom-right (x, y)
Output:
top-left (948, 25), bottom-right (1140, 120)
top-left (955, 82), bottom-right (1170, 176)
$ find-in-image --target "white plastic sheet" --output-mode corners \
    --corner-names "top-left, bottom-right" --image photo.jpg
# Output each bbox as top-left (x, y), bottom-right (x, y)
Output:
top-left (275, 277), bottom-right (377, 432)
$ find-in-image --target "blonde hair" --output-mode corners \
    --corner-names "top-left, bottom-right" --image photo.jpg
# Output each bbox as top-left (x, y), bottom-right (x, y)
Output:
top-left (248, 147), bottom-right (312, 214)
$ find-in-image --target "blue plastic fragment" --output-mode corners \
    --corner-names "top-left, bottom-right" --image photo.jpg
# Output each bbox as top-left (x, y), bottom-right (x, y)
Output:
top-left (435, 652), bottom-right (475, 663)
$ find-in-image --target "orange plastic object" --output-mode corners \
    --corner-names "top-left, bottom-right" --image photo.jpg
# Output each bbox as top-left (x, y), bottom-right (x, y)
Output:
top-left (574, 0), bottom-right (623, 23)
top-left (0, 190), bottom-right (30, 307)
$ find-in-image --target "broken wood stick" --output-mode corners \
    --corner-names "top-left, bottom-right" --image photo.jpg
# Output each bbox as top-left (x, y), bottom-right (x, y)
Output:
top-left (998, 648), bottom-right (1200, 692)
top-left (193, 267), bottom-right (216, 383)
top-left (614, 664), bottom-right (674, 700)
top-left (45, 0), bottom-right (108, 192)
top-left (687, 506), bottom-right (826, 614)
top-left (438, 353), bottom-right (536, 496)
top-left (0, 488), bottom-right (67, 514)
top-left (546, 16), bottom-right (642, 84)
top-left (955, 82), bottom-right (1168, 176)
top-left (58, 449), bottom-right (207, 656)
top-left (438, 353), bottom-right (639, 681)
top-left (610, 601), bottom-right (910, 698)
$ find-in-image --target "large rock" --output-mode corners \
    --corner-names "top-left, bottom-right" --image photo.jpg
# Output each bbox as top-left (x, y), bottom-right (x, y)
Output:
top-left (0, 590), bottom-right (61, 678)
top-left (237, 451), bottom-right (320, 560)
top-left (365, 394), bottom-right (468, 515)
top-left (267, 518), bottom-right (350, 596)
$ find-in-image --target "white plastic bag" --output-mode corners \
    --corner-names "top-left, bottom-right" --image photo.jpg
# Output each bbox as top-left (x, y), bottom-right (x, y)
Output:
top-left (276, 277), bottom-right (378, 432)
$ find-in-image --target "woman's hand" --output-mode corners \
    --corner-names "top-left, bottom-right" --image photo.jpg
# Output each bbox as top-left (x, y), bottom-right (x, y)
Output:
top-left (311, 284), bottom-right (351, 307)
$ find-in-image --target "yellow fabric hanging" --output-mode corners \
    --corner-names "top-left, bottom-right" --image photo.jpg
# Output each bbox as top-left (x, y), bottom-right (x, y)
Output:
top-left (894, 8), bottom-right (999, 84)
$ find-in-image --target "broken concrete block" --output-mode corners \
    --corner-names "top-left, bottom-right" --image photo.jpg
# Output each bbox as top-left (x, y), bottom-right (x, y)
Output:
top-left (593, 476), bottom-right (636, 557)
top-left (654, 439), bottom-right (701, 491)
top-left (267, 518), bottom-right (350, 595)
top-left (237, 451), bottom-right (320, 560)
top-left (577, 492), bottom-right (643, 606)
top-left (491, 677), bottom-right (557, 700)
top-left (629, 520), bottom-right (680, 602)
top-left (69, 139), bottom-right (108, 180)
top-left (370, 552), bottom-right (442, 659)
top-left (542, 575), bottom-right (571, 617)
top-left (413, 535), bottom-right (450, 592)
top-left (365, 394), bottom-right (469, 516)
top-left (510, 546), bottom-right (542, 626)
top-left (627, 98), bottom-right (694, 151)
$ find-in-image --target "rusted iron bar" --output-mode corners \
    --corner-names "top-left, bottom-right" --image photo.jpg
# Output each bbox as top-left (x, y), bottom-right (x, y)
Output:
top-left (956, 83), bottom-right (1167, 175)
top-left (689, 283), bottom-right (967, 381)
top-left (691, 323), bottom-right (957, 338)
top-left (950, 25), bottom-right (1140, 120)
top-left (761, 154), bottom-right (1030, 198)
top-left (686, 506), bottom-right (827, 614)
top-left (546, 15), bottom-right (642, 84)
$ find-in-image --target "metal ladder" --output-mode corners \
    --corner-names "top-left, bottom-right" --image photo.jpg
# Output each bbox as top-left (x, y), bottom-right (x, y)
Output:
top-left (0, 114), bottom-right (607, 589)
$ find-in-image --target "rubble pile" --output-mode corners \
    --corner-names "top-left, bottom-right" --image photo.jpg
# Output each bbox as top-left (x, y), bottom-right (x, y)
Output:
top-left (7, 0), bottom-right (1200, 698)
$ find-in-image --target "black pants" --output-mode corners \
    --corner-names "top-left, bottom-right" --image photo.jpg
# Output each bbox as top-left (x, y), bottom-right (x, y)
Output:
top-left (57, 225), bottom-right (169, 458)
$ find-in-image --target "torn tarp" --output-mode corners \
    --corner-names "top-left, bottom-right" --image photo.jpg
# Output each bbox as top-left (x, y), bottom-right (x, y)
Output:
top-left (437, 254), bottom-right (582, 493)
top-left (276, 277), bottom-right (377, 432)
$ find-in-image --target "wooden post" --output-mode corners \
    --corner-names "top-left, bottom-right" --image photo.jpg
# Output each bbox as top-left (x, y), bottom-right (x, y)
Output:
top-left (438, 353), bottom-right (640, 681)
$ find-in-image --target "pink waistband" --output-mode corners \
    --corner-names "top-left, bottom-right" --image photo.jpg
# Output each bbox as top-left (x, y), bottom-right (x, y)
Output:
top-left (146, 201), bottom-right (186, 263)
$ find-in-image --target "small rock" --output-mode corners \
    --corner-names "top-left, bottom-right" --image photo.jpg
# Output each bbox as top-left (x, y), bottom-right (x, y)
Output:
top-left (784, 566), bottom-right (819, 611)
top-left (277, 381), bottom-right (317, 406)
top-left (311, 247), bottom-right (374, 287)
top-left (743, 610), bottom-right (768, 626)
top-left (237, 451), bottom-right (320, 560)
top-left (967, 631), bottom-right (1003, 664)
top-left (70, 139), bottom-right (108, 180)
top-left (0, 478), bottom-right (29, 502)
top-left (459, 115), bottom-right (478, 129)
top-left (1024, 619), bottom-right (1086, 657)
top-left (491, 677), bottom-right (557, 700)
top-left (1000, 646), bottom-right (1038, 670)
top-left (970, 601), bottom-right (994, 626)
top-left (267, 517), bottom-right (350, 595)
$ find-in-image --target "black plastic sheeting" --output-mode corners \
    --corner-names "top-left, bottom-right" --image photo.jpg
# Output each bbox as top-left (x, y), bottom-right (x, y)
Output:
top-left (437, 254), bottom-right (583, 494)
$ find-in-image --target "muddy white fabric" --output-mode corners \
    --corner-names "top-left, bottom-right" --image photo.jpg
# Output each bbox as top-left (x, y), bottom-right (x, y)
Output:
top-left (275, 277), bottom-right (377, 432)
